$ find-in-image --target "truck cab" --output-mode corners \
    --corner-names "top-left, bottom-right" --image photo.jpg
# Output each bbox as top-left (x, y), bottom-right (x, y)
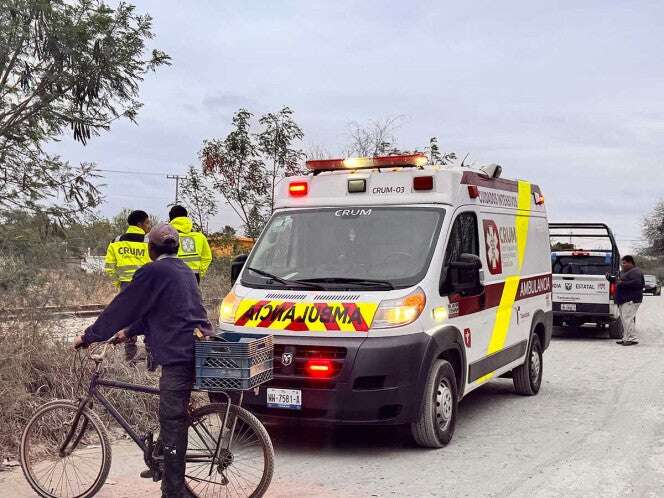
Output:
top-left (219, 154), bottom-right (553, 447)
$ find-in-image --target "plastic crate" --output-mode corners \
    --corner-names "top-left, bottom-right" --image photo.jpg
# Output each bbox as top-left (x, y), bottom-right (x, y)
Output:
top-left (194, 332), bottom-right (273, 392)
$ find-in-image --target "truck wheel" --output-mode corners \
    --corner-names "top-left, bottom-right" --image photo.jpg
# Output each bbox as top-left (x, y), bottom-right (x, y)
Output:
top-left (411, 359), bottom-right (457, 448)
top-left (513, 335), bottom-right (542, 396)
top-left (608, 319), bottom-right (623, 339)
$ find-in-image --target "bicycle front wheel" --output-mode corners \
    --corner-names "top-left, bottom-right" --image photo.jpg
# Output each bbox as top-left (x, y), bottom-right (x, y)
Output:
top-left (186, 402), bottom-right (274, 498)
top-left (20, 400), bottom-right (111, 498)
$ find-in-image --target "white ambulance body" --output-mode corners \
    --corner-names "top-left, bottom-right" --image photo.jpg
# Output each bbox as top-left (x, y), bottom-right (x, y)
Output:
top-left (219, 154), bottom-right (553, 447)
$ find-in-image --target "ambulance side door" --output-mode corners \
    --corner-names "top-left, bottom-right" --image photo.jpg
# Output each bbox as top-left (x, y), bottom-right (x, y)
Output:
top-left (475, 209), bottom-right (526, 375)
top-left (439, 208), bottom-right (488, 377)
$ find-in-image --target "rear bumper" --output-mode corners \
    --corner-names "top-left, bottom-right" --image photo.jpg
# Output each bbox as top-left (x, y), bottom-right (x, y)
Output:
top-left (242, 333), bottom-right (430, 425)
top-left (553, 302), bottom-right (619, 322)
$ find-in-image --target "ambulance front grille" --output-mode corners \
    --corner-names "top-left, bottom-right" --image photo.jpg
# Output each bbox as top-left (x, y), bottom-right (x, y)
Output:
top-left (264, 293), bottom-right (307, 300)
top-left (312, 294), bottom-right (361, 301)
top-left (273, 344), bottom-right (347, 386)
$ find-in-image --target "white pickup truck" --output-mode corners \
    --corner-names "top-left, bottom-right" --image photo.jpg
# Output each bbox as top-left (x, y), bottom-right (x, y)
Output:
top-left (549, 223), bottom-right (623, 339)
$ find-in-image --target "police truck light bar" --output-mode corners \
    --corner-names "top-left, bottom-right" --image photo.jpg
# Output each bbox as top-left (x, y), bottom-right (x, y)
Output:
top-left (306, 153), bottom-right (427, 171)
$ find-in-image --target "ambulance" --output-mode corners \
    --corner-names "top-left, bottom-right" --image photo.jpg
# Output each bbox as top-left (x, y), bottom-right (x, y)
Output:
top-left (219, 154), bottom-right (553, 447)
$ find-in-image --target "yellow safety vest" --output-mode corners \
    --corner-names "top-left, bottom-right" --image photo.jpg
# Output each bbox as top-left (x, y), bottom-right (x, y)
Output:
top-left (104, 226), bottom-right (151, 286)
top-left (170, 217), bottom-right (213, 279)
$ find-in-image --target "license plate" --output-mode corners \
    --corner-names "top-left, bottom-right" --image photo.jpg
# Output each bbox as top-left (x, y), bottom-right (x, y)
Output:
top-left (267, 388), bottom-right (302, 410)
top-left (561, 303), bottom-right (576, 311)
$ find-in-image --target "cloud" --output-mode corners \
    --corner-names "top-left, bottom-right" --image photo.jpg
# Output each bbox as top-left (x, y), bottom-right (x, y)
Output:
top-left (201, 93), bottom-right (254, 112)
top-left (41, 0), bottom-right (664, 245)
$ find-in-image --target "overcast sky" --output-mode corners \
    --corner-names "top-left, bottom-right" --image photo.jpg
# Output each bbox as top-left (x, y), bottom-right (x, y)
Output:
top-left (50, 0), bottom-right (663, 253)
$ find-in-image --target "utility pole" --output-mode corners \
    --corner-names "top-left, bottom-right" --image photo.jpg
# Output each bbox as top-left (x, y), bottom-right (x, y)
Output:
top-left (166, 174), bottom-right (183, 204)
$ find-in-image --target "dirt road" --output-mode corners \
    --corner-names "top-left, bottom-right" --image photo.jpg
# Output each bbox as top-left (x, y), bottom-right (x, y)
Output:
top-left (2, 296), bottom-right (663, 497)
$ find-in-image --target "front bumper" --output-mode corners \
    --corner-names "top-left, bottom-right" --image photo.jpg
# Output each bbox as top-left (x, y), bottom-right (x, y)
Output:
top-left (242, 333), bottom-right (430, 425)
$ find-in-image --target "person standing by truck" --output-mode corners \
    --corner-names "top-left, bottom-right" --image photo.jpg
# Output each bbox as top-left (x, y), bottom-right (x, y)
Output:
top-left (615, 255), bottom-right (645, 346)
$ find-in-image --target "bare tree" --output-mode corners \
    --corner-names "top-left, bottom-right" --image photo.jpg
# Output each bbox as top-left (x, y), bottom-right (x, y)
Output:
top-left (345, 116), bottom-right (404, 157)
top-left (642, 199), bottom-right (664, 257)
top-left (305, 143), bottom-right (334, 160)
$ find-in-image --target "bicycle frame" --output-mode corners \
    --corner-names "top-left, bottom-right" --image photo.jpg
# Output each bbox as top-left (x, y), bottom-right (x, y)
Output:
top-left (59, 357), bottom-right (238, 477)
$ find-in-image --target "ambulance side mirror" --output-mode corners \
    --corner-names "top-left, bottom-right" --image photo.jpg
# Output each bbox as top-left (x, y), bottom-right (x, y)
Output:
top-left (449, 253), bottom-right (483, 295)
top-left (230, 254), bottom-right (249, 285)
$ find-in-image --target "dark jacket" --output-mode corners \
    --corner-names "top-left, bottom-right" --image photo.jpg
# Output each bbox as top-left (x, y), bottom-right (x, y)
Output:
top-left (616, 266), bottom-right (645, 305)
top-left (83, 256), bottom-right (213, 367)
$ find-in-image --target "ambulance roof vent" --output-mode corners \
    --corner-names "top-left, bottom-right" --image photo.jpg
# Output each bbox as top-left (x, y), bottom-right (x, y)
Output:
top-left (480, 163), bottom-right (502, 179)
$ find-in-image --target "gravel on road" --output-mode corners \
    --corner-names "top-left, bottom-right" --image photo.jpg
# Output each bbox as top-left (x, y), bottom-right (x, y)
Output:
top-left (2, 296), bottom-right (662, 497)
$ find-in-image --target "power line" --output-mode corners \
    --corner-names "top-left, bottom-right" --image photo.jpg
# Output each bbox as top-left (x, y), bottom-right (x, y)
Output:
top-left (97, 168), bottom-right (176, 177)
top-left (166, 174), bottom-right (184, 203)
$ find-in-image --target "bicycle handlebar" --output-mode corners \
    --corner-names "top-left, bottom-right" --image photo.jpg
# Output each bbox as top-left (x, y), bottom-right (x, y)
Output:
top-left (87, 333), bottom-right (121, 362)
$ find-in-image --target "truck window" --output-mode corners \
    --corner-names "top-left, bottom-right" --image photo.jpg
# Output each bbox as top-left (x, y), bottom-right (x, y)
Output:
top-left (551, 255), bottom-right (612, 275)
top-left (440, 212), bottom-right (479, 294)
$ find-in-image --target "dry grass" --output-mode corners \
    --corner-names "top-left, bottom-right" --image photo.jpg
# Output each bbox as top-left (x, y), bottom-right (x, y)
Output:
top-left (0, 258), bottom-right (233, 462)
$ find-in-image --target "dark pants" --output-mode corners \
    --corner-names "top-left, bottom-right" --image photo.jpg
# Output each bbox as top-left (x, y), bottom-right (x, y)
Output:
top-left (159, 364), bottom-right (194, 498)
top-left (120, 281), bottom-right (139, 361)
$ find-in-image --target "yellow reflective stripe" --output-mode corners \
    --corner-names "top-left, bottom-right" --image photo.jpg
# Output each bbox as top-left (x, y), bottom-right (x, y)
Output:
top-left (478, 180), bottom-right (531, 383)
top-left (116, 265), bottom-right (140, 271)
top-left (516, 180), bottom-right (531, 270)
top-left (179, 256), bottom-right (202, 262)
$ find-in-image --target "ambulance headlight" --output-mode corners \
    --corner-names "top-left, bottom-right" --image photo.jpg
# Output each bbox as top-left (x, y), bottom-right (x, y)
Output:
top-left (373, 287), bottom-right (426, 329)
top-left (219, 290), bottom-right (241, 325)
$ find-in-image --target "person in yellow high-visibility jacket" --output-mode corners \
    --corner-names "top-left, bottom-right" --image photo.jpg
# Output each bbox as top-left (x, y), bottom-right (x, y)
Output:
top-left (104, 210), bottom-right (152, 360)
top-left (168, 205), bottom-right (212, 284)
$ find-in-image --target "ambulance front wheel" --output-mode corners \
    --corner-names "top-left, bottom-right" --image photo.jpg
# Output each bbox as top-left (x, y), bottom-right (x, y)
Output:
top-left (410, 359), bottom-right (458, 448)
top-left (513, 335), bottom-right (543, 396)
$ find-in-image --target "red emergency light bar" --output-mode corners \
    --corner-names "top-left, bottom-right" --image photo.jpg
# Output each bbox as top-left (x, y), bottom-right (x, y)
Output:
top-left (306, 153), bottom-right (427, 171)
top-left (288, 181), bottom-right (308, 197)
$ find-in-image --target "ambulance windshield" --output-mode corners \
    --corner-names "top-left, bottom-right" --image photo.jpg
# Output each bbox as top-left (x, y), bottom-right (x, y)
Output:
top-left (243, 207), bottom-right (445, 290)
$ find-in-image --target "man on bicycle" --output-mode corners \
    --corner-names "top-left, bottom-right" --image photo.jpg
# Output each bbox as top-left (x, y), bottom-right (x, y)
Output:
top-left (74, 223), bottom-right (213, 498)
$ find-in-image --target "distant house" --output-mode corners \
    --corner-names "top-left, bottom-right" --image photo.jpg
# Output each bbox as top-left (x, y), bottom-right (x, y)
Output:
top-left (210, 235), bottom-right (255, 258)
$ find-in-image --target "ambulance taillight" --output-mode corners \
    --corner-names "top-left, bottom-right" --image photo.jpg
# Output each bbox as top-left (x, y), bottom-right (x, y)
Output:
top-left (413, 176), bottom-right (433, 191)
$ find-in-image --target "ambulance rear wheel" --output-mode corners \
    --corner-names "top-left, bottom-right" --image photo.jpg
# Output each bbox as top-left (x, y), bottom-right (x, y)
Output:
top-left (608, 319), bottom-right (624, 339)
top-left (410, 359), bottom-right (457, 448)
top-left (513, 335), bottom-right (542, 396)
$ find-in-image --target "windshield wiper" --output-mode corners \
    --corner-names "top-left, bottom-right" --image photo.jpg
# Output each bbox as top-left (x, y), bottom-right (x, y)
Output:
top-left (299, 277), bottom-right (394, 290)
top-left (246, 267), bottom-right (325, 290)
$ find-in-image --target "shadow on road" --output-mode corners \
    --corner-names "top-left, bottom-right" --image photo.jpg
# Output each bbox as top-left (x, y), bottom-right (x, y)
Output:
top-left (552, 325), bottom-right (612, 341)
top-left (265, 379), bottom-right (524, 456)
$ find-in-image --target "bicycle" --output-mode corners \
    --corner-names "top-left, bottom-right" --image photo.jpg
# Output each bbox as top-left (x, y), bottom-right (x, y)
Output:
top-left (19, 335), bottom-right (275, 498)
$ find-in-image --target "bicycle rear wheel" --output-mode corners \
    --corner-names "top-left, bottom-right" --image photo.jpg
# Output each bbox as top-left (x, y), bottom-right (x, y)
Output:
top-left (185, 402), bottom-right (274, 498)
top-left (20, 400), bottom-right (111, 498)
